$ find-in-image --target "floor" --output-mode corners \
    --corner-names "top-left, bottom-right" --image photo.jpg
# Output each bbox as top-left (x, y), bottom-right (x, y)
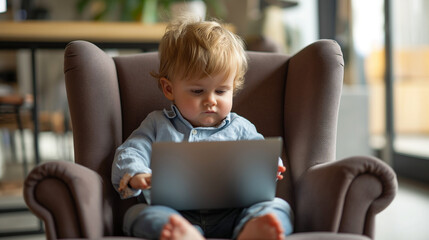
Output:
top-left (0, 132), bottom-right (429, 240)
top-left (0, 131), bottom-right (70, 240)
top-left (375, 177), bottom-right (429, 240)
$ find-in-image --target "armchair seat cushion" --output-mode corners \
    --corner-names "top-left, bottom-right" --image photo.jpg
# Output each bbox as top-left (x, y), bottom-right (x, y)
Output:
top-left (288, 232), bottom-right (371, 240)
top-left (59, 232), bottom-right (370, 240)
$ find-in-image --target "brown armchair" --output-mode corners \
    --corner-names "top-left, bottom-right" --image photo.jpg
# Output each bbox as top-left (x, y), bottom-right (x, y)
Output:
top-left (24, 40), bottom-right (397, 240)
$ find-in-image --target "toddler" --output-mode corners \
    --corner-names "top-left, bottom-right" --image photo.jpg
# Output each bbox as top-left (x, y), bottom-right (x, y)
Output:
top-left (112, 16), bottom-right (293, 240)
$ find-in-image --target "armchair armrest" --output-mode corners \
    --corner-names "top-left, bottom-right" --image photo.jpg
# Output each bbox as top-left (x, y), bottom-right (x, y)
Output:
top-left (295, 156), bottom-right (397, 238)
top-left (24, 161), bottom-right (104, 240)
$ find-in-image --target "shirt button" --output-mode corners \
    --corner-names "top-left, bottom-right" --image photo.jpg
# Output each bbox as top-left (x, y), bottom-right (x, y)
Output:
top-left (191, 129), bottom-right (198, 135)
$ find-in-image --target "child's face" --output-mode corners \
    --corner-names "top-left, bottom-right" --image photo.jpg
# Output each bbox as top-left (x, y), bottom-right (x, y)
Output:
top-left (160, 73), bottom-right (234, 127)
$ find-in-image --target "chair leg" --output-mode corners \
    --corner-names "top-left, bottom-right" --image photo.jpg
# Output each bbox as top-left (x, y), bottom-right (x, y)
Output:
top-left (14, 106), bottom-right (28, 176)
top-left (8, 130), bottom-right (17, 163)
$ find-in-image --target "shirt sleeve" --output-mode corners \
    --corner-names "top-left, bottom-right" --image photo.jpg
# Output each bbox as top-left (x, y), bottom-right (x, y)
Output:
top-left (111, 113), bottom-right (156, 199)
top-left (230, 114), bottom-right (264, 140)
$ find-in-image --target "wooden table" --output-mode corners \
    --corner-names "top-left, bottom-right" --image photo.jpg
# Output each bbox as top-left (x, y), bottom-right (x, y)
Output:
top-left (0, 21), bottom-right (168, 49)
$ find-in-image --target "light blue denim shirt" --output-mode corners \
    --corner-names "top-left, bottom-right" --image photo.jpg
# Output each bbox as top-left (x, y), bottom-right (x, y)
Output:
top-left (112, 105), bottom-right (270, 202)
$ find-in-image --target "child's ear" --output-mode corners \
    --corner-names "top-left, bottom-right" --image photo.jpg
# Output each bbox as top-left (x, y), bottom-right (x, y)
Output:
top-left (160, 77), bottom-right (174, 101)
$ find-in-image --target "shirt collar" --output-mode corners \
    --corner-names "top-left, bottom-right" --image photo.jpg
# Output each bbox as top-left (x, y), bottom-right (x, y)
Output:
top-left (163, 105), bottom-right (178, 119)
top-left (163, 104), bottom-right (230, 129)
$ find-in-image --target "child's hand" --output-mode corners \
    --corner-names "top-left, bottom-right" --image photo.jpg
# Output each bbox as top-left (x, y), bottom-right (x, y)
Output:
top-left (118, 173), bottom-right (132, 192)
top-left (129, 173), bottom-right (152, 190)
top-left (277, 166), bottom-right (286, 180)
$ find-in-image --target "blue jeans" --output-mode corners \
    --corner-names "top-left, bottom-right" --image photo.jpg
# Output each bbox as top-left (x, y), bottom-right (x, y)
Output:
top-left (123, 197), bottom-right (293, 239)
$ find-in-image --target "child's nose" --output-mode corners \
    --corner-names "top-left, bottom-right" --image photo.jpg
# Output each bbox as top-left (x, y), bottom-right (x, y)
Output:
top-left (204, 93), bottom-right (217, 106)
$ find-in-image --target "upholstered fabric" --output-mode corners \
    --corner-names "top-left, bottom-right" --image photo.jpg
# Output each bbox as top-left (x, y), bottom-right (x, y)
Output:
top-left (24, 40), bottom-right (397, 239)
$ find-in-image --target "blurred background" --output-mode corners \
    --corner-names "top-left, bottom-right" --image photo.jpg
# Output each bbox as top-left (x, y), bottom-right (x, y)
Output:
top-left (0, 0), bottom-right (428, 239)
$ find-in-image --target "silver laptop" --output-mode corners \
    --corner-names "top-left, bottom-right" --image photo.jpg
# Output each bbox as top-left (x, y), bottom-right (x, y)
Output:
top-left (150, 137), bottom-right (282, 210)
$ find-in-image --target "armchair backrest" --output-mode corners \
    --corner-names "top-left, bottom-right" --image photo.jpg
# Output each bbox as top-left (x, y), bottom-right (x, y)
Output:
top-left (64, 39), bottom-right (343, 235)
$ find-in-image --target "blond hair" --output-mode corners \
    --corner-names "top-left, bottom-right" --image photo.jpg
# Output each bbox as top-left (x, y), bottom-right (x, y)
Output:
top-left (152, 16), bottom-right (248, 93)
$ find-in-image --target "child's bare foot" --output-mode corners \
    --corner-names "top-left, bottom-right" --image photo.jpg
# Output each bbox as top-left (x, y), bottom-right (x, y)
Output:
top-left (160, 214), bottom-right (205, 240)
top-left (237, 213), bottom-right (285, 240)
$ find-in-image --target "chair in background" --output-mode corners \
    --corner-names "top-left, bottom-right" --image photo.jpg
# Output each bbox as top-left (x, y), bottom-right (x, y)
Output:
top-left (24, 40), bottom-right (397, 240)
top-left (0, 94), bottom-right (30, 176)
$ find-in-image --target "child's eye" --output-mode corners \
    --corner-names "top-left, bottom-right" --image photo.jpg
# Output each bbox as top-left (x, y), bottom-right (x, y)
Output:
top-left (191, 89), bottom-right (203, 94)
top-left (215, 90), bottom-right (226, 95)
